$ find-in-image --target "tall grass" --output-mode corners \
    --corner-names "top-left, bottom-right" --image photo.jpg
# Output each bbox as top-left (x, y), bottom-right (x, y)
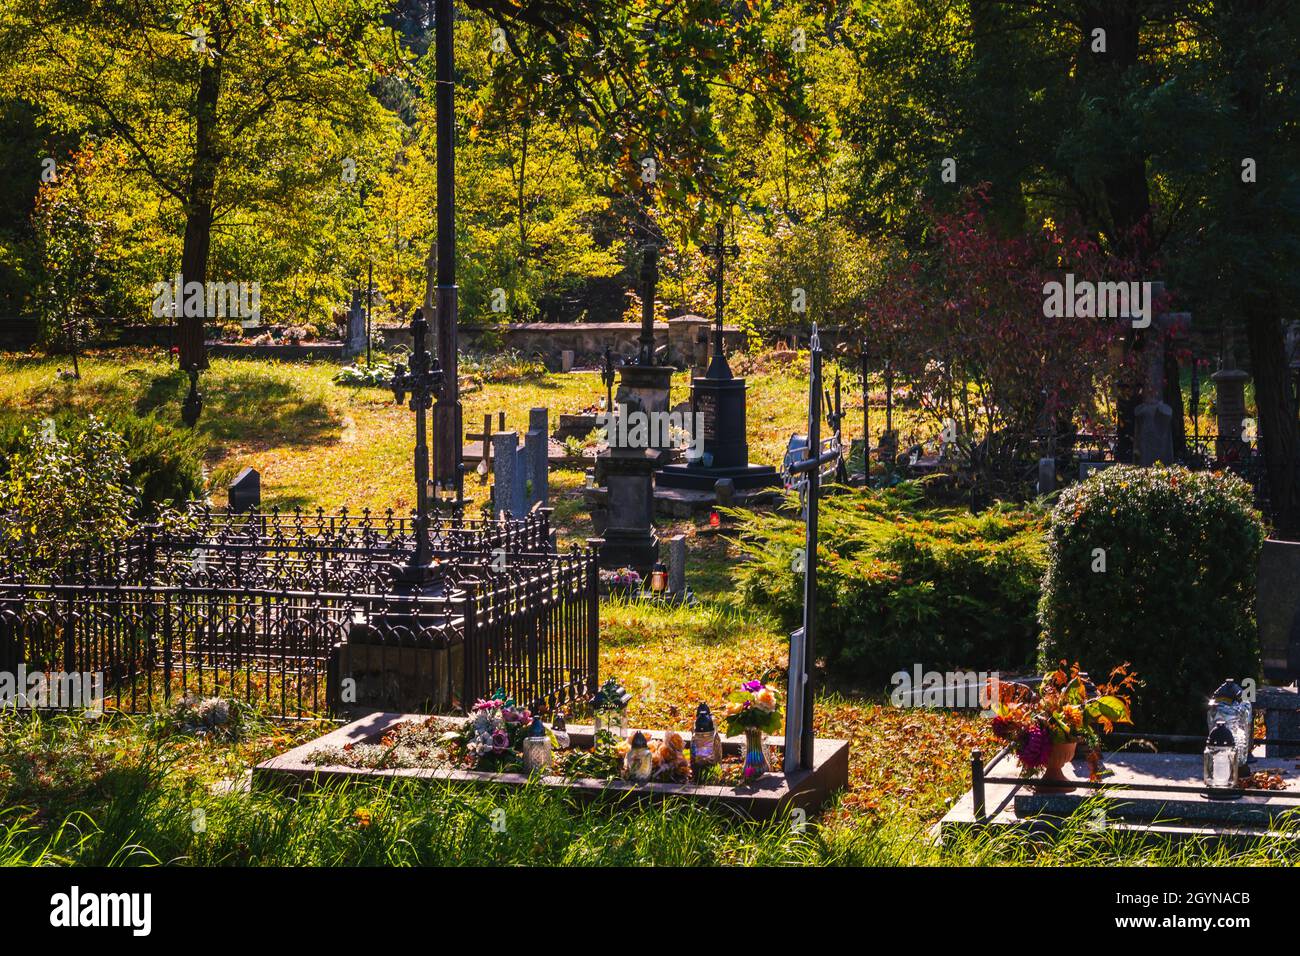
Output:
top-left (3, 715), bottom-right (1298, 867)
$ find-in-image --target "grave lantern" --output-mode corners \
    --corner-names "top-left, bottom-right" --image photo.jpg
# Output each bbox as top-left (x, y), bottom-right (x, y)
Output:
top-left (1206, 679), bottom-right (1253, 770)
top-left (592, 678), bottom-right (631, 739)
top-left (649, 561), bottom-right (668, 595)
top-left (1203, 720), bottom-right (1240, 791)
top-left (626, 730), bottom-right (653, 781)
top-left (690, 702), bottom-right (721, 776)
top-left (522, 715), bottom-right (553, 773)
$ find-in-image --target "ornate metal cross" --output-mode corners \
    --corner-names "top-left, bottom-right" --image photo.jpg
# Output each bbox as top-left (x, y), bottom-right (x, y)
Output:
top-left (783, 324), bottom-right (840, 773)
top-left (391, 308), bottom-right (444, 583)
top-left (601, 345), bottom-right (618, 411)
top-left (701, 220), bottom-right (739, 379)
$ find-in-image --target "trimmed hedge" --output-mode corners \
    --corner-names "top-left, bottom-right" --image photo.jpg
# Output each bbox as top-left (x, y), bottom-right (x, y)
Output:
top-left (0, 409), bottom-right (206, 517)
top-left (1037, 465), bottom-right (1264, 733)
top-left (732, 484), bottom-right (1047, 681)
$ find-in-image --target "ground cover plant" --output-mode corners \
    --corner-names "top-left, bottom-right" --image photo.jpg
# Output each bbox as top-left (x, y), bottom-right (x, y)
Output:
top-left (730, 483), bottom-right (1047, 681)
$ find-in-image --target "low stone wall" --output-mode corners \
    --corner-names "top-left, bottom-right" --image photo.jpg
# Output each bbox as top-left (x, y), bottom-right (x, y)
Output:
top-left (207, 341), bottom-right (347, 362)
top-left (379, 316), bottom-right (747, 371)
top-left (3, 316), bottom-right (757, 369)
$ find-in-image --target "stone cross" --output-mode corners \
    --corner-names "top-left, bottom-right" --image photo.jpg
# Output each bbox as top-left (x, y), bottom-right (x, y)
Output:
top-left (1133, 304), bottom-right (1189, 467)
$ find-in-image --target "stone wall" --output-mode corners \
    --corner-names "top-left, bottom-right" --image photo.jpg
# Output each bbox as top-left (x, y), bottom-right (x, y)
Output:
top-left (379, 316), bottom-right (747, 371)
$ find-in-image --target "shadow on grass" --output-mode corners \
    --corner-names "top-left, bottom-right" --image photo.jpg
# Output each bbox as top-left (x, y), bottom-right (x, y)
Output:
top-left (135, 366), bottom-right (338, 449)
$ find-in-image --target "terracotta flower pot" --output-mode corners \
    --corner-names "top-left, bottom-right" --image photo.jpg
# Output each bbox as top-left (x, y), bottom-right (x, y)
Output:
top-left (1034, 740), bottom-right (1078, 790)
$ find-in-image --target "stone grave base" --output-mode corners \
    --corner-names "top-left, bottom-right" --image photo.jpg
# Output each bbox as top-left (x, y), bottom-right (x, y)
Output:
top-left (940, 751), bottom-right (1300, 849)
top-left (253, 712), bottom-right (849, 819)
top-left (652, 484), bottom-right (782, 517)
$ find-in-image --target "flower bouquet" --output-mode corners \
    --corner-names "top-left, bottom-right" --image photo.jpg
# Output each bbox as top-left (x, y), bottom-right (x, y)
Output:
top-left (598, 567), bottom-right (642, 592)
top-left (989, 662), bottom-right (1136, 784)
top-left (723, 680), bottom-right (784, 781)
top-left (448, 690), bottom-right (536, 772)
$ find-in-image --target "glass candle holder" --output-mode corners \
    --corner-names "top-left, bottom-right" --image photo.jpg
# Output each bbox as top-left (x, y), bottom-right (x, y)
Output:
top-left (1207, 679), bottom-right (1253, 770)
top-left (1203, 720), bottom-right (1239, 791)
top-left (522, 734), bottom-right (552, 773)
top-left (626, 731), bottom-right (652, 782)
top-left (690, 702), bottom-right (721, 778)
top-left (594, 709), bottom-right (627, 740)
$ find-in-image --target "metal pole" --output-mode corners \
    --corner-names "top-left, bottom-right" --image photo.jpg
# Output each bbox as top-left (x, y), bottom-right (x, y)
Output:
top-left (800, 331), bottom-right (821, 770)
top-left (885, 360), bottom-right (894, 435)
top-left (638, 244), bottom-right (658, 366)
top-left (432, 0), bottom-right (463, 508)
top-left (861, 348), bottom-right (869, 469)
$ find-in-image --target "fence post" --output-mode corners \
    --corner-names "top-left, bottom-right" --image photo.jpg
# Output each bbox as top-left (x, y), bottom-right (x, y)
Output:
top-left (971, 749), bottom-right (986, 822)
top-left (525, 570), bottom-right (540, 708)
top-left (459, 577), bottom-right (481, 708)
top-left (585, 544), bottom-right (599, 696)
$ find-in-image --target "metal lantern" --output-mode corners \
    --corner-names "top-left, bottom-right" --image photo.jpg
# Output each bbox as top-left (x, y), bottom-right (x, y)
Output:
top-left (522, 715), bottom-right (553, 774)
top-left (690, 702), bottom-right (721, 776)
top-left (626, 730), bottom-right (653, 782)
top-left (1207, 679), bottom-right (1253, 769)
top-left (592, 678), bottom-right (631, 740)
top-left (1203, 720), bottom-right (1240, 791)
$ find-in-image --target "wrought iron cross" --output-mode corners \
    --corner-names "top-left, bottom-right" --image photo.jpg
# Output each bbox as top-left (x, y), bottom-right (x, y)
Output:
top-left (391, 308), bottom-right (444, 582)
top-left (601, 345), bottom-right (618, 411)
top-left (783, 324), bottom-right (840, 773)
top-left (701, 220), bottom-right (739, 379)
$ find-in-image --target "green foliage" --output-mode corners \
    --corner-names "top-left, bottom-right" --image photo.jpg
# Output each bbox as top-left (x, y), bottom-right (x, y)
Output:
top-left (0, 415), bottom-right (138, 571)
top-left (31, 147), bottom-right (112, 353)
top-left (0, 410), bottom-right (205, 517)
top-left (459, 349), bottom-right (548, 384)
top-left (1037, 466), bottom-right (1265, 733)
top-left (731, 484), bottom-right (1047, 681)
top-left (333, 360), bottom-right (396, 389)
top-left (732, 219), bottom-right (878, 337)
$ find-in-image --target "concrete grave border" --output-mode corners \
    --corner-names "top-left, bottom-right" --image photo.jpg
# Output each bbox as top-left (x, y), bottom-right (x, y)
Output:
top-left (253, 711), bottom-right (849, 819)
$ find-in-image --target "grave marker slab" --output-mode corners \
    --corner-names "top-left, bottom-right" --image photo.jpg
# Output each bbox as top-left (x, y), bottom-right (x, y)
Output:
top-left (228, 467), bottom-right (261, 513)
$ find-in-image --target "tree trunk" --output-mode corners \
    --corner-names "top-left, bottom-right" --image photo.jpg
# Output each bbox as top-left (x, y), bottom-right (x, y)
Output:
top-left (1076, 3), bottom-right (1156, 462)
top-left (176, 49), bottom-right (221, 373)
top-left (1224, 0), bottom-right (1300, 535)
top-left (1244, 291), bottom-right (1300, 535)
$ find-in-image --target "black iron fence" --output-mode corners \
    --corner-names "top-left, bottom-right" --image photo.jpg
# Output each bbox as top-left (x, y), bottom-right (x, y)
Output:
top-left (0, 506), bottom-right (597, 719)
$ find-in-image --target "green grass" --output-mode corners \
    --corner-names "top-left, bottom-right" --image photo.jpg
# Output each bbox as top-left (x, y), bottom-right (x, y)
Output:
top-left (1, 347), bottom-right (1277, 867)
top-left (2, 711), bottom-right (1297, 867)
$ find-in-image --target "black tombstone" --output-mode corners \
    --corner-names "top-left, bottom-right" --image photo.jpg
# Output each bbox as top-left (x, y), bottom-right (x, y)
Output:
top-left (228, 467), bottom-right (261, 513)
